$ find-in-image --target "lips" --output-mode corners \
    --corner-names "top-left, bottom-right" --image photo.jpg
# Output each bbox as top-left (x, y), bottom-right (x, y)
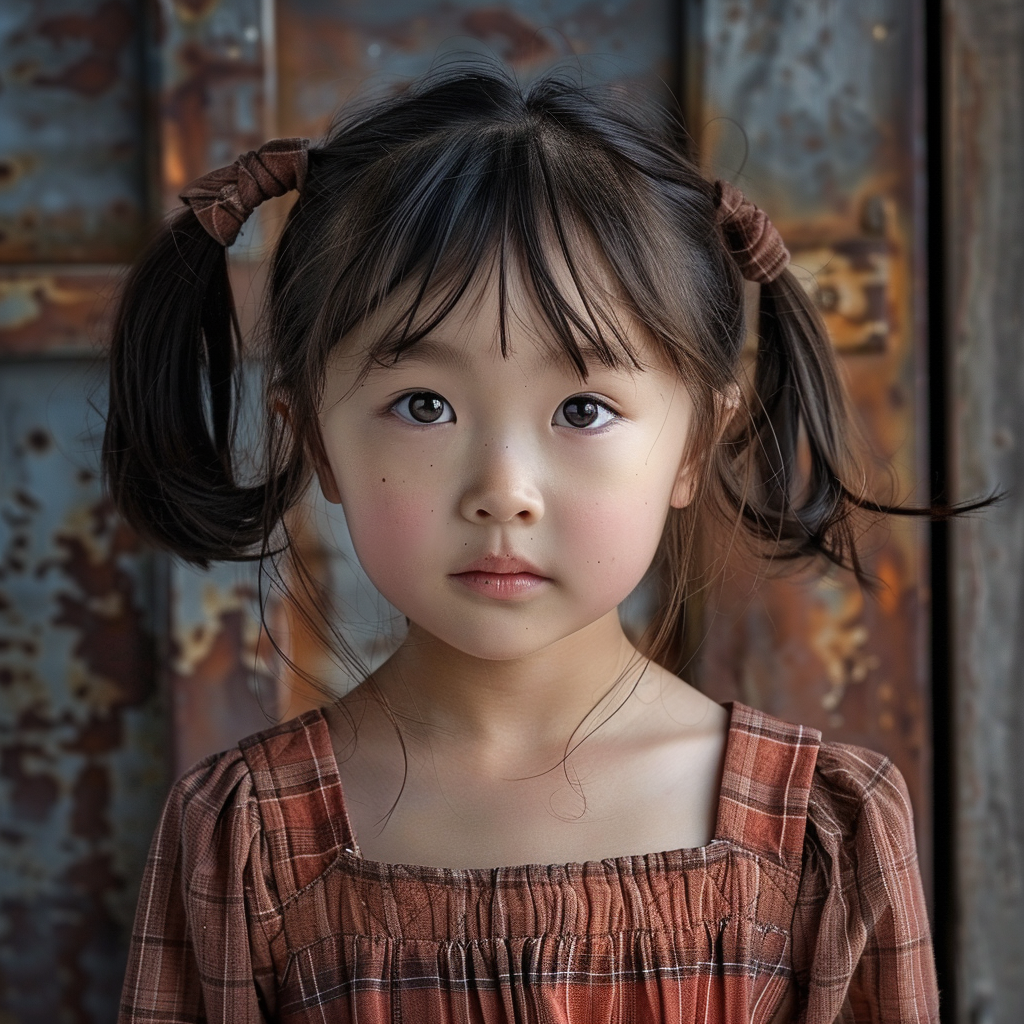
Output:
top-left (452, 553), bottom-right (547, 577)
top-left (450, 554), bottom-right (550, 600)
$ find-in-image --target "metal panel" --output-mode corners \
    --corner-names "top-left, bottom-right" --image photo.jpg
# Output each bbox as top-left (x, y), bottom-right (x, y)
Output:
top-left (0, 266), bottom-right (119, 356)
top-left (0, 0), bottom-right (145, 263)
top-left (690, 0), bottom-right (933, 893)
top-left (277, 0), bottom-right (677, 138)
top-left (0, 362), bottom-right (165, 1023)
top-left (154, 0), bottom-right (275, 250)
top-left (946, 1), bottom-right (1024, 1020)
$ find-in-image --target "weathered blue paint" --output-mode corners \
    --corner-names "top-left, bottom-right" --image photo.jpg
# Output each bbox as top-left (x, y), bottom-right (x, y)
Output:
top-left (277, 0), bottom-right (678, 139)
top-left (0, 362), bottom-right (166, 1023)
top-left (699, 0), bottom-right (919, 219)
top-left (0, 0), bottom-right (145, 262)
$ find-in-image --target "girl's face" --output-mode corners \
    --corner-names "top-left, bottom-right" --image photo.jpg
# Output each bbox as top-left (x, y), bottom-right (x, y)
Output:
top-left (316, 267), bottom-right (696, 663)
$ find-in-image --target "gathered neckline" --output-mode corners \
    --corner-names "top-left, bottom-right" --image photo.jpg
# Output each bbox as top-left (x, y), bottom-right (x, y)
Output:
top-left (309, 701), bottom-right (740, 879)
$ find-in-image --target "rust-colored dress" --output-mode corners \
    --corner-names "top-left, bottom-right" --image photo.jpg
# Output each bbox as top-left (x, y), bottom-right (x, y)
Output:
top-left (118, 703), bottom-right (939, 1023)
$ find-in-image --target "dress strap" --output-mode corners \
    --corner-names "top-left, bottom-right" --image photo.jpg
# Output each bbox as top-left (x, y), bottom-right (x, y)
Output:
top-left (714, 702), bottom-right (821, 871)
top-left (240, 709), bottom-right (356, 902)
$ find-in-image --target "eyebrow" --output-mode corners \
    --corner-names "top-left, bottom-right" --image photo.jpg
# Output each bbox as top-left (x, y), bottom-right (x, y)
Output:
top-left (369, 333), bottom-right (620, 377)
top-left (388, 337), bottom-right (473, 371)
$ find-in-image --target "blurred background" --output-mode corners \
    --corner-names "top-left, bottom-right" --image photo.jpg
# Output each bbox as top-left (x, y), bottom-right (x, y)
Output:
top-left (0, 0), bottom-right (1020, 1021)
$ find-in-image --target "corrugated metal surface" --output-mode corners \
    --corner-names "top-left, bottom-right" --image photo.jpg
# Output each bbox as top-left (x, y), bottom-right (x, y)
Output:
top-left (691, 0), bottom-right (933, 894)
top-left (0, 363), bottom-right (165, 1023)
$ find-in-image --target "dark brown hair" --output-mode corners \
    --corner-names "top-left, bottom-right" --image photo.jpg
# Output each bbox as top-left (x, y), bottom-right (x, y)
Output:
top-left (103, 61), bottom-right (978, 683)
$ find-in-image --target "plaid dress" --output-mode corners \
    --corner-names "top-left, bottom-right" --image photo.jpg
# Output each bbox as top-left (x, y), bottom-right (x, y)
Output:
top-left (119, 703), bottom-right (939, 1023)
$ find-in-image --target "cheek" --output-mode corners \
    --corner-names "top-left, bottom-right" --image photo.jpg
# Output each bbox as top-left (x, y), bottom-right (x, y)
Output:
top-left (562, 486), bottom-right (671, 600)
top-left (339, 479), bottom-right (444, 600)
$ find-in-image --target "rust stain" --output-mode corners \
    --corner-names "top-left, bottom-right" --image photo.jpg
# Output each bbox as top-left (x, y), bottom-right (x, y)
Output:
top-left (160, 41), bottom-right (266, 197)
top-left (0, 202), bottom-right (140, 264)
top-left (170, 578), bottom-right (280, 772)
top-left (173, 583), bottom-right (265, 678)
top-left (33, 0), bottom-right (135, 98)
top-left (0, 412), bottom-right (162, 1021)
top-left (0, 268), bottom-right (119, 355)
top-left (0, 742), bottom-right (60, 822)
top-left (172, 0), bottom-right (222, 22)
top-left (0, 153), bottom-right (36, 192)
top-left (55, 518), bottom-right (146, 694)
top-left (36, 0), bottom-right (134, 52)
top-left (806, 582), bottom-right (879, 717)
top-left (461, 8), bottom-right (558, 66)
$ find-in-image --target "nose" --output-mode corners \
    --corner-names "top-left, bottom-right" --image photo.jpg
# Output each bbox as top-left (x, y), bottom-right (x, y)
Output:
top-left (458, 442), bottom-right (545, 525)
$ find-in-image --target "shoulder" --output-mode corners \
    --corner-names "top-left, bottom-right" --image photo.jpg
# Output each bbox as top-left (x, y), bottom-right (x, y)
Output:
top-left (794, 747), bottom-right (938, 1018)
top-left (720, 704), bottom-right (920, 869)
top-left (798, 739), bottom-right (928, 951)
top-left (160, 710), bottom-right (340, 883)
top-left (168, 711), bottom-right (326, 810)
top-left (807, 740), bottom-right (919, 860)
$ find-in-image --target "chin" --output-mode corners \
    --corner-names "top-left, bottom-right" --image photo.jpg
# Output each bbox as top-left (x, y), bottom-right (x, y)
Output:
top-left (432, 627), bottom-right (559, 663)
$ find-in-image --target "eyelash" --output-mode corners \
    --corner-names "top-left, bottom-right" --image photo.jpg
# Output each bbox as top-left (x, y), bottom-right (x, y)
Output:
top-left (387, 391), bottom-right (620, 431)
top-left (390, 392), bottom-right (456, 426)
top-left (551, 395), bottom-right (619, 431)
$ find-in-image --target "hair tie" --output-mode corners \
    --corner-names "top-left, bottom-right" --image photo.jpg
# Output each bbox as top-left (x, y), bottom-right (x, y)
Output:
top-left (715, 180), bottom-right (790, 284)
top-left (180, 138), bottom-right (309, 247)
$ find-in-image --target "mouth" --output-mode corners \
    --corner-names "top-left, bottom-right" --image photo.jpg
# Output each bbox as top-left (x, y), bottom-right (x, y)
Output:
top-left (449, 554), bottom-right (550, 601)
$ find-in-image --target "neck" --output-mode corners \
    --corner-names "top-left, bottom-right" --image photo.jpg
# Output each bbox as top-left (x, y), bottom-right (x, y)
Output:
top-left (363, 610), bottom-right (649, 767)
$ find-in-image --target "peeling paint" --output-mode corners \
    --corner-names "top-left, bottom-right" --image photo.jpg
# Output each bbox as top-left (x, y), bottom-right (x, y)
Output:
top-left (0, 268), bottom-right (119, 355)
top-left (0, 0), bottom-right (145, 262)
top-left (0, 363), bottom-right (166, 1024)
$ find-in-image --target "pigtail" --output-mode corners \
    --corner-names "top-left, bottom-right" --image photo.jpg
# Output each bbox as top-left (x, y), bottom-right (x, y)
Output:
top-left (725, 265), bottom-right (991, 584)
top-left (739, 268), bottom-right (865, 571)
top-left (103, 139), bottom-right (310, 566)
top-left (103, 211), bottom-right (274, 566)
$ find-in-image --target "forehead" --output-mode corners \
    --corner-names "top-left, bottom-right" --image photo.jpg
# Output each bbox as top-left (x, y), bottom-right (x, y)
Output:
top-left (333, 242), bottom-right (664, 383)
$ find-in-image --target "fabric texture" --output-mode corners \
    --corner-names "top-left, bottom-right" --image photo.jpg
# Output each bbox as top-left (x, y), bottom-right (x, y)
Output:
top-left (715, 180), bottom-right (791, 284)
top-left (180, 138), bottom-right (309, 246)
top-left (118, 703), bottom-right (938, 1023)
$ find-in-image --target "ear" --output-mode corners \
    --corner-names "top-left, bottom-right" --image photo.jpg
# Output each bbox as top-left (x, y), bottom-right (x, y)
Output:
top-left (275, 398), bottom-right (343, 505)
top-left (670, 460), bottom-right (698, 509)
top-left (313, 451), bottom-right (343, 505)
top-left (669, 384), bottom-right (741, 510)
top-left (309, 432), bottom-right (343, 505)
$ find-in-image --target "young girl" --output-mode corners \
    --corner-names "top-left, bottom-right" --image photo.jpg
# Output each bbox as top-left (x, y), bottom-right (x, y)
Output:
top-left (107, 63), bottom-right (944, 1023)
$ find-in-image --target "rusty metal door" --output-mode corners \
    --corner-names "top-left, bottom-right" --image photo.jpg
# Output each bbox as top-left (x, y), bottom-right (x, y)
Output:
top-left (0, 1), bottom-right (965, 1020)
top-left (687, 1), bottom-right (934, 887)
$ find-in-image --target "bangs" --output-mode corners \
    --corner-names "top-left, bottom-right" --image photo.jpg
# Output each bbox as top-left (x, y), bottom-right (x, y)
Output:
top-left (271, 64), bottom-right (735, 404)
top-left (338, 132), bottom-right (653, 382)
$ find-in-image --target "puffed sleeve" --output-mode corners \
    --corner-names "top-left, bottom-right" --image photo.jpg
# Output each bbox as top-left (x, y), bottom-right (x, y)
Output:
top-left (118, 748), bottom-right (282, 1024)
top-left (792, 742), bottom-right (940, 1023)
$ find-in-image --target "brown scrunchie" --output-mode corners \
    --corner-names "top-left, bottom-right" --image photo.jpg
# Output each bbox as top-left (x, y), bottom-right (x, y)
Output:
top-left (180, 138), bottom-right (309, 247)
top-left (715, 179), bottom-right (790, 284)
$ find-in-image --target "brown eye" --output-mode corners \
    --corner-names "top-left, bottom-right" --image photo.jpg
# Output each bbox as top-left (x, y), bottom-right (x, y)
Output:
top-left (393, 392), bottom-right (454, 425)
top-left (554, 396), bottom-right (615, 430)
